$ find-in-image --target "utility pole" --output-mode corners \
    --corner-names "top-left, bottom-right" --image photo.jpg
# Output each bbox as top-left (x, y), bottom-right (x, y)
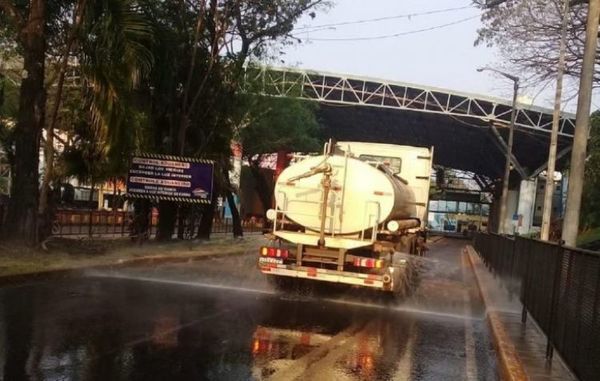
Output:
top-left (562, 0), bottom-right (600, 247)
top-left (477, 67), bottom-right (520, 234)
top-left (541, 0), bottom-right (570, 241)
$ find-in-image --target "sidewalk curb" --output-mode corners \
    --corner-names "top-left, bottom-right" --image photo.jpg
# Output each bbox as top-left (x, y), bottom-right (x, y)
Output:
top-left (464, 245), bottom-right (528, 381)
top-left (0, 240), bottom-right (258, 286)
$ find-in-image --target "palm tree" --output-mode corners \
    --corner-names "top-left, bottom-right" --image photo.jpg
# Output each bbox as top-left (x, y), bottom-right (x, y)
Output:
top-left (40, 0), bottom-right (154, 239)
top-left (0, 0), bottom-right (154, 243)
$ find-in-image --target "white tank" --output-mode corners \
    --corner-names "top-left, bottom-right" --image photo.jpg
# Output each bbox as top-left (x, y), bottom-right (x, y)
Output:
top-left (275, 155), bottom-right (417, 235)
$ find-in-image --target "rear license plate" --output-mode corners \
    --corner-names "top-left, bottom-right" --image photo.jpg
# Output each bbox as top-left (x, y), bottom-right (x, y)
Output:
top-left (259, 257), bottom-right (283, 265)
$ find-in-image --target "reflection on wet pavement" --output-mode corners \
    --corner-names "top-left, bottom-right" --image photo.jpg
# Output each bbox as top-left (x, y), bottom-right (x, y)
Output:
top-left (0, 238), bottom-right (497, 380)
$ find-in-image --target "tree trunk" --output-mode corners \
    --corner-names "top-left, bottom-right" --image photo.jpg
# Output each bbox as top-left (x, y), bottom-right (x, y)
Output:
top-left (112, 178), bottom-right (118, 234)
top-left (3, 0), bottom-right (47, 243)
top-left (177, 205), bottom-right (187, 239)
top-left (132, 199), bottom-right (150, 244)
top-left (39, 0), bottom-right (87, 216)
top-left (249, 163), bottom-right (272, 216)
top-left (156, 200), bottom-right (177, 241)
top-left (87, 180), bottom-right (95, 237)
top-left (39, 125), bottom-right (54, 214)
top-left (112, 178), bottom-right (118, 211)
top-left (197, 191), bottom-right (218, 240)
top-left (226, 190), bottom-right (243, 238)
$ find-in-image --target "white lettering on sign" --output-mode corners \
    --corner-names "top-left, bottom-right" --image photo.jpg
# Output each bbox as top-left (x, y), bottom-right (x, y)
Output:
top-left (130, 176), bottom-right (191, 188)
top-left (132, 157), bottom-right (191, 169)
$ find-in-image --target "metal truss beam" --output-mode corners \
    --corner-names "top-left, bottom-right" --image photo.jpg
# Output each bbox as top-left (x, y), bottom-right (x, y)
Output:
top-left (474, 174), bottom-right (493, 191)
top-left (488, 125), bottom-right (528, 179)
top-left (530, 145), bottom-right (573, 178)
top-left (243, 66), bottom-right (576, 138)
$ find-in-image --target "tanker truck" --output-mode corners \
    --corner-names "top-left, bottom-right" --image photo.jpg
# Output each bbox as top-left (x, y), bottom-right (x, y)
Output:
top-left (258, 141), bottom-right (433, 295)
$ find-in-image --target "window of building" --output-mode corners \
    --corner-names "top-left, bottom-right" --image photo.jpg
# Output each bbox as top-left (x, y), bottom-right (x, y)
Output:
top-left (429, 200), bottom-right (439, 212)
top-left (447, 201), bottom-right (457, 212)
top-left (482, 204), bottom-right (490, 216)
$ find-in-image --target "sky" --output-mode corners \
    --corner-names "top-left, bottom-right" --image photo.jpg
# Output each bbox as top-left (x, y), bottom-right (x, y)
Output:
top-left (279, 0), bottom-right (560, 110)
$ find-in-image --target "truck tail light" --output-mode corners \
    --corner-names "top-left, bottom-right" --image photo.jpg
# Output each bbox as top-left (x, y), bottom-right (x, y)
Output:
top-left (353, 257), bottom-right (383, 269)
top-left (260, 247), bottom-right (289, 259)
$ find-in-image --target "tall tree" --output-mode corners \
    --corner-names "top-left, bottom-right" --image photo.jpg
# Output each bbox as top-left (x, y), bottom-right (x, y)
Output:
top-left (581, 111), bottom-right (600, 229)
top-left (139, 0), bottom-right (326, 239)
top-left (0, 0), bottom-right (153, 243)
top-left (39, 0), bottom-right (88, 215)
top-left (0, 0), bottom-right (47, 242)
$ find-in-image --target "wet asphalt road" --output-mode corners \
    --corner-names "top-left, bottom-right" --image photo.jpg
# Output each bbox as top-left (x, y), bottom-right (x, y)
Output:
top-left (0, 238), bottom-right (497, 381)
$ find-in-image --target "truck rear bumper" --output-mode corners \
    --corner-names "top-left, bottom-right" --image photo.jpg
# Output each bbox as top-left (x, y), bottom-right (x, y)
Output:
top-left (259, 260), bottom-right (388, 290)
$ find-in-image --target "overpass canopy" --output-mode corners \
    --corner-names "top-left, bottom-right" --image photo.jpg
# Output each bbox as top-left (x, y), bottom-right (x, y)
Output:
top-left (245, 67), bottom-right (576, 182)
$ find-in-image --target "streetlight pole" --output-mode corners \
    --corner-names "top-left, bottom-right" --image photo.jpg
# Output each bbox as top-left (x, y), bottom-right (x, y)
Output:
top-left (478, 67), bottom-right (520, 234)
top-left (541, 0), bottom-right (570, 241)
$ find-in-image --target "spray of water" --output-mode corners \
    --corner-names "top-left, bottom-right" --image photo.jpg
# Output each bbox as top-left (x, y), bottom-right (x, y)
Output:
top-left (87, 271), bottom-right (481, 321)
top-left (320, 297), bottom-right (484, 322)
top-left (87, 272), bottom-right (276, 296)
top-left (85, 239), bottom-right (485, 323)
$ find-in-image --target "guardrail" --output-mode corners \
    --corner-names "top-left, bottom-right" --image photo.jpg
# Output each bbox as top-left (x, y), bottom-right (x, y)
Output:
top-left (474, 233), bottom-right (600, 381)
top-left (51, 209), bottom-right (263, 238)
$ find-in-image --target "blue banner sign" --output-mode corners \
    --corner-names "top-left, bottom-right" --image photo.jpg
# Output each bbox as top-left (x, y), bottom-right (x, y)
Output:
top-left (127, 154), bottom-right (214, 204)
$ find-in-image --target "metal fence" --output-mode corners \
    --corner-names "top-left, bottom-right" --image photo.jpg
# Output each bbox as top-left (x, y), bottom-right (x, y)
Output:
top-left (473, 233), bottom-right (517, 281)
top-left (474, 233), bottom-right (600, 381)
top-left (51, 209), bottom-right (263, 238)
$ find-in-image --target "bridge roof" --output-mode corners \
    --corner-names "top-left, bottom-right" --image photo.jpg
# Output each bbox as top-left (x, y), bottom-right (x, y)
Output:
top-left (247, 67), bottom-right (576, 180)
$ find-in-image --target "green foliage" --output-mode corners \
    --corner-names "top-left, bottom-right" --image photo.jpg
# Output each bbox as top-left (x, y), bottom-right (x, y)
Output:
top-left (577, 226), bottom-right (600, 247)
top-left (581, 111), bottom-right (600, 230)
top-left (56, 91), bottom-right (105, 184)
top-left (0, 73), bottom-right (17, 165)
top-left (1, 0), bottom-right (327, 232)
top-left (79, 0), bottom-right (154, 171)
top-left (0, 73), bottom-right (18, 117)
top-left (137, 0), bottom-right (326, 156)
top-left (240, 97), bottom-right (321, 158)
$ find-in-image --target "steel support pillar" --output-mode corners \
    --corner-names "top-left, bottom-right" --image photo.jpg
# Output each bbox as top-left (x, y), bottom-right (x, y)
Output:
top-left (517, 179), bottom-right (537, 235)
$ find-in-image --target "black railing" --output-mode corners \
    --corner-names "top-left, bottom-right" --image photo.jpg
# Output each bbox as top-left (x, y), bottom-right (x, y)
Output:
top-left (473, 233), bottom-right (517, 281)
top-left (474, 233), bottom-right (600, 381)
